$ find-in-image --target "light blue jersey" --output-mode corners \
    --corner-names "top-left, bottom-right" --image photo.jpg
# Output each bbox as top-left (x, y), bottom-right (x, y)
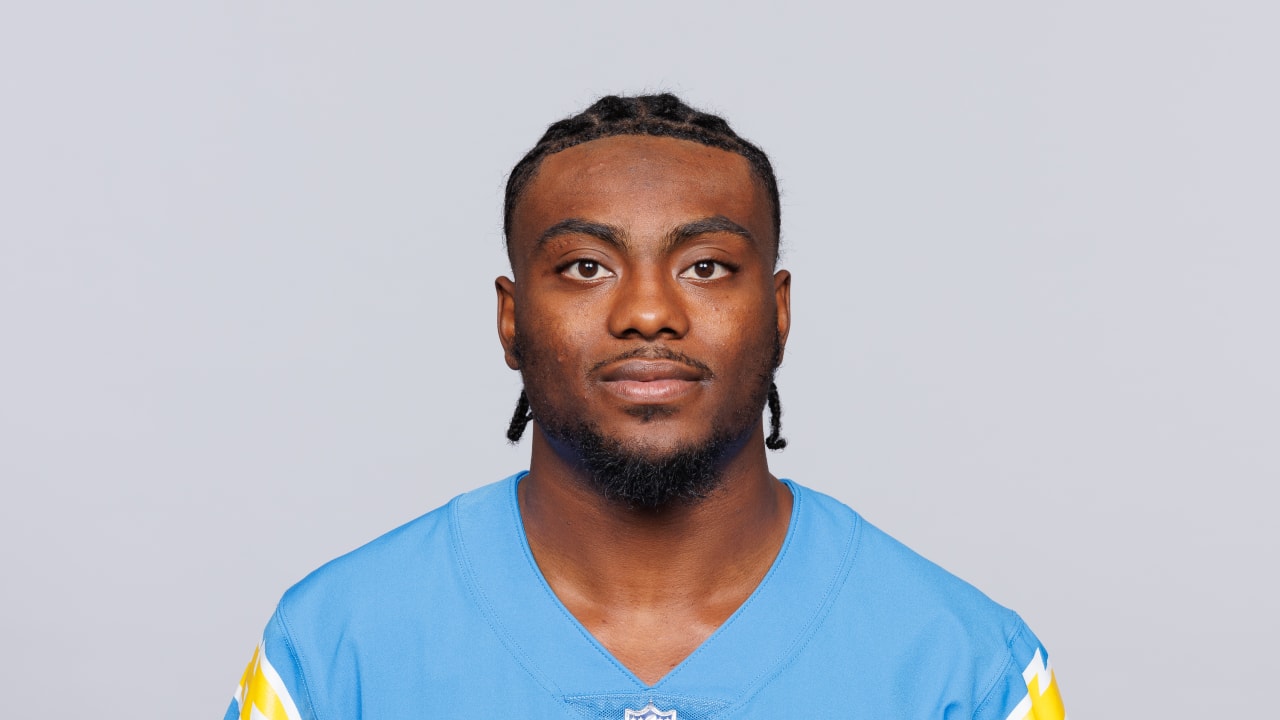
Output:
top-left (227, 474), bottom-right (1066, 719)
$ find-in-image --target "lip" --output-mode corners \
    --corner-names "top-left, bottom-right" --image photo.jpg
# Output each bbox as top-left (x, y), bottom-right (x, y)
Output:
top-left (599, 360), bottom-right (705, 404)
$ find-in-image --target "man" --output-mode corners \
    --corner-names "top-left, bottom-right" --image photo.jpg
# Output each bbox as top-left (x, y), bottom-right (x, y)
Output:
top-left (226, 94), bottom-right (1066, 720)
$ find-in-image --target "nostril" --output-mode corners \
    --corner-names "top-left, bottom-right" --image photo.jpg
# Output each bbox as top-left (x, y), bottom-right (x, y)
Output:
top-left (607, 280), bottom-right (690, 340)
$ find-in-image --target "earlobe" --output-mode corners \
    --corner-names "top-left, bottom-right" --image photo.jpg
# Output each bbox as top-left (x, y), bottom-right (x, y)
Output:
top-left (495, 276), bottom-right (520, 370)
top-left (773, 269), bottom-right (792, 364)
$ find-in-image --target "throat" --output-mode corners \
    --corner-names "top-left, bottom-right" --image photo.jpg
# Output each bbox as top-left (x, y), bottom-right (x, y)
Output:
top-left (574, 603), bottom-right (734, 686)
top-left (541, 555), bottom-right (772, 684)
top-left (518, 471), bottom-right (794, 685)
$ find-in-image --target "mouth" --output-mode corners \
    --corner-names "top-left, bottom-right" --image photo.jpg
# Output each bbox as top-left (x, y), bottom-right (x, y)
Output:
top-left (598, 359), bottom-right (707, 404)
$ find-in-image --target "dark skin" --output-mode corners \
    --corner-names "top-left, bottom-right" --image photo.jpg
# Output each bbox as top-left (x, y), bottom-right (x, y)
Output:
top-left (495, 135), bottom-right (792, 685)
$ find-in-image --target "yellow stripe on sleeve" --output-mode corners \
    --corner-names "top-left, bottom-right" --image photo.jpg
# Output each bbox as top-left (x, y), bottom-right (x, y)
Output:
top-left (234, 643), bottom-right (302, 720)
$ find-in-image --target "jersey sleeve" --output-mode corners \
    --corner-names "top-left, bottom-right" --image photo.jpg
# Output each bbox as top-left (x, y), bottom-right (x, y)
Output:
top-left (974, 617), bottom-right (1067, 720)
top-left (223, 607), bottom-right (313, 720)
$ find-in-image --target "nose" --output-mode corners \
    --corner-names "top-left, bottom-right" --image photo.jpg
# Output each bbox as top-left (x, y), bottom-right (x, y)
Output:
top-left (607, 269), bottom-right (690, 340)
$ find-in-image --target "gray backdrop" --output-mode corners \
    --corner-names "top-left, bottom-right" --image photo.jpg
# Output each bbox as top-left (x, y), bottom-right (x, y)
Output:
top-left (2, 1), bottom-right (1276, 716)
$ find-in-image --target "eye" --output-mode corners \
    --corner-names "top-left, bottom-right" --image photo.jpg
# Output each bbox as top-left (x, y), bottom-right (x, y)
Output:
top-left (561, 259), bottom-right (615, 281)
top-left (680, 260), bottom-right (733, 280)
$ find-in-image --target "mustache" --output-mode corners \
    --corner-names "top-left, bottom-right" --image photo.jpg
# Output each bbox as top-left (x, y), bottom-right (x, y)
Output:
top-left (588, 346), bottom-right (714, 378)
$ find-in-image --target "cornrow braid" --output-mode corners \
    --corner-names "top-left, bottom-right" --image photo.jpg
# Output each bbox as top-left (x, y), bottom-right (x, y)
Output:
top-left (765, 382), bottom-right (787, 450)
top-left (503, 93), bottom-right (780, 256)
top-left (506, 390), bottom-right (533, 444)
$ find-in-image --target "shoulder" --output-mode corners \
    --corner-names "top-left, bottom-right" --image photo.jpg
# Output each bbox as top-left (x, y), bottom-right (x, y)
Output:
top-left (274, 475), bottom-right (516, 640)
top-left (244, 476), bottom-right (523, 719)
top-left (789, 482), bottom-right (1063, 718)
top-left (792, 483), bottom-right (1002, 594)
top-left (792, 481), bottom-right (1016, 636)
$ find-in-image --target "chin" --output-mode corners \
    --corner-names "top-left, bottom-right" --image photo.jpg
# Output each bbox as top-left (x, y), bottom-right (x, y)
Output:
top-left (548, 418), bottom-right (735, 510)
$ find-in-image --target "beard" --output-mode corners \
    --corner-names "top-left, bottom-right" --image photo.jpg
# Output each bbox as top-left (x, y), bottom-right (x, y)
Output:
top-left (537, 416), bottom-right (740, 510)
top-left (516, 332), bottom-right (781, 511)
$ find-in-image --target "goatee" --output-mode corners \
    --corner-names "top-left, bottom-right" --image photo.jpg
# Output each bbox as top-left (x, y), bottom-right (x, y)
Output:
top-left (541, 418), bottom-right (740, 510)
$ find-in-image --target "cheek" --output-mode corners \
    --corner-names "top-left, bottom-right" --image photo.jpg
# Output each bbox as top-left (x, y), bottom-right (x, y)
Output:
top-left (700, 292), bottom-right (775, 348)
top-left (515, 305), bottom-right (597, 375)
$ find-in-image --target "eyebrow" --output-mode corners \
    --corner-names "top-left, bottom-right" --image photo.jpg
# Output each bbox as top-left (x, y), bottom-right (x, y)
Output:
top-left (535, 212), bottom-right (752, 252)
top-left (533, 214), bottom-right (757, 254)
top-left (536, 219), bottom-right (627, 250)
top-left (664, 215), bottom-right (757, 252)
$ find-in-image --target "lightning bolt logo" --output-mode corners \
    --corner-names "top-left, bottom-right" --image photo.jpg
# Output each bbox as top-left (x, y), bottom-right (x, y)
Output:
top-left (1004, 648), bottom-right (1066, 720)
top-left (232, 642), bottom-right (303, 720)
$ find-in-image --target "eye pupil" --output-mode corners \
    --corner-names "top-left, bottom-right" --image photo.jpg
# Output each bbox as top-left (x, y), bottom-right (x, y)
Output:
top-left (579, 261), bottom-right (599, 278)
top-left (695, 261), bottom-right (715, 278)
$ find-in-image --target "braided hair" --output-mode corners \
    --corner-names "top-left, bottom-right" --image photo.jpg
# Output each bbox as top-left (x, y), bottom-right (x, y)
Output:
top-left (503, 93), bottom-right (781, 256)
top-left (507, 390), bottom-right (533, 443)
top-left (765, 382), bottom-right (787, 450)
top-left (503, 93), bottom-right (786, 450)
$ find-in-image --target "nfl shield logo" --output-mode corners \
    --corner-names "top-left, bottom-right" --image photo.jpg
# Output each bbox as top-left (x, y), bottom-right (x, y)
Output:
top-left (623, 702), bottom-right (677, 720)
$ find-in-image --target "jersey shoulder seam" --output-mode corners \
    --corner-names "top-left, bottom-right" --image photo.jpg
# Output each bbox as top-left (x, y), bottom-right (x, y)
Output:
top-left (275, 596), bottom-right (321, 720)
top-left (971, 612), bottom-right (1027, 720)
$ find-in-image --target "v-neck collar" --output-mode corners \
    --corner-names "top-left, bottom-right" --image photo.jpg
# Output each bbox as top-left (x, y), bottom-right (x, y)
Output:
top-left (449, 472), bottom-right (861, 713)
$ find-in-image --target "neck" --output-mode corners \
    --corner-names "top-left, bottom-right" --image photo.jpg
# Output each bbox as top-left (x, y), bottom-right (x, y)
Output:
top-left (519, 422), bottom-right (792, 610)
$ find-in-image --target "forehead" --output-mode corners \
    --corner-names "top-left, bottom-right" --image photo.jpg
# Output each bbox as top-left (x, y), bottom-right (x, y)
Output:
top-left (510, 135), bottom-right (774, 256)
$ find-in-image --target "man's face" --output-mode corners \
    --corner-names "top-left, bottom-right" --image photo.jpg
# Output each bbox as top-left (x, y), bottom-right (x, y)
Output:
top-left (498, 135), bottom-right (790, 501)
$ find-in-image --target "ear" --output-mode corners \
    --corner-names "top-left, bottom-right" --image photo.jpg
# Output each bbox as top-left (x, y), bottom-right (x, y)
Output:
top-left (773, 269), bottom-right (792, 366)
top-left (495, 276), bottom-right (520, 370)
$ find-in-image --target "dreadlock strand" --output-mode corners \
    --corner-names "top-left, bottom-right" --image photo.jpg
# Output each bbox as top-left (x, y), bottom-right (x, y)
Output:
top-left (506, 390), bottom-right (533, 444)
top-left (765, 382), bottom-right (787, 451)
